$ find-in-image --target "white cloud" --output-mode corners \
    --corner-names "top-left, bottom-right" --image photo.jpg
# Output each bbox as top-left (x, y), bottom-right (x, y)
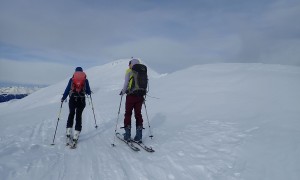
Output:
top-left (0, 0), bottom-right (300, 76)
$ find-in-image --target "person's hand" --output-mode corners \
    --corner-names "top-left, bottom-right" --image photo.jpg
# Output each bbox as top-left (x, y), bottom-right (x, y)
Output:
top-left (119, 90), bottom-right (123, 96)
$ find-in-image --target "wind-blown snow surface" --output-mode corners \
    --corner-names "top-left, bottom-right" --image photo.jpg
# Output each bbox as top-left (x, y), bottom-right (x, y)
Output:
top-left (0, 60), bottom-right (300, 180)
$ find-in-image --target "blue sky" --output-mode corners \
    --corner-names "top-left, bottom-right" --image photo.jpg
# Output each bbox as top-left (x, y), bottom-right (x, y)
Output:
top-left (1, 0), bottom-right (300, 85)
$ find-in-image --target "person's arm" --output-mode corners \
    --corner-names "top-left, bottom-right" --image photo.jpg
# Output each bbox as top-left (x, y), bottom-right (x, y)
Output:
top-left (61, 79), bottom-right (72, 101)
top-left (120, 69), bottom-right (131, 95)
top-left (85, 79), bottom-right (91, 95)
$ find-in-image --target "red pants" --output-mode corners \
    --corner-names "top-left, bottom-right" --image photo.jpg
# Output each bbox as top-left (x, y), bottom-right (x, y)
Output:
top-left (124, 95), bottom-right (144, 127)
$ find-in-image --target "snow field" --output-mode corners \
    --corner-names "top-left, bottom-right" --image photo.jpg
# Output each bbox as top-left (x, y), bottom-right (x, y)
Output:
top-left (0, 60), bottom-right (300, 180)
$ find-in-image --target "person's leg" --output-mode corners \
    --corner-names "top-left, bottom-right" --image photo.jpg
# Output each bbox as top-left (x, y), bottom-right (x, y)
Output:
top-left (74, 98), bottom-right (86, 132)
top-left (66, 97), bottom-right (76, 129)
top-left (133, 96), bottom-right (144, 127)
top-left (133, 96), bottom-right (144, 142)
top-left (73, 98), bottom-right (86, 141)
top-left (124, 95), bottom-right (135, 140)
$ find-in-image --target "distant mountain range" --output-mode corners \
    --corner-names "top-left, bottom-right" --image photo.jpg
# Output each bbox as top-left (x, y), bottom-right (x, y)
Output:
top-left (0, 86), bottom-right (42, 102)
top-left (0, 86), bottom-right (41, 94)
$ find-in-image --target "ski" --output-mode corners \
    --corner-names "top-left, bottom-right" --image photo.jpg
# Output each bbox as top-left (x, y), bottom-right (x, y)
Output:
top-left (115, 133), bottom-right (140, 151)
top-left (132, 140), bottom-right (155, 152)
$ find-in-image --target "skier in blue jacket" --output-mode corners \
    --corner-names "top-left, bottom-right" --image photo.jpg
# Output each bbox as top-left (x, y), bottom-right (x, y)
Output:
top-left (61, 67), bottom-right (91, 146)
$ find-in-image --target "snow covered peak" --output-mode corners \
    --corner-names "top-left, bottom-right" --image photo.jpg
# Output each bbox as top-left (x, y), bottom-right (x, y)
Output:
top-left (0, 86), bottom-right (40, 94)
top-left (86, 59), bottom-right (161, 78)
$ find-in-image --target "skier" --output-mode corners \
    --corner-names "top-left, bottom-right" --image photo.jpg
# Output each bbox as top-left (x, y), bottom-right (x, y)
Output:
top-left (120, 59), bottom-right (146, 142)
top-left (61, 67), bottom-right (91, 146)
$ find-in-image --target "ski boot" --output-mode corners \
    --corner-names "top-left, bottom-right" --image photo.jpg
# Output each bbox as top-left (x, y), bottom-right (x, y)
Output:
top-left (123, 125), bottom-right (131, 142)
top-left (71, 130), bottom-right (80, 149)
top-left (134, 126), bottom-right (143, 143)
top-left (66, 128), bottom-right (72, 146)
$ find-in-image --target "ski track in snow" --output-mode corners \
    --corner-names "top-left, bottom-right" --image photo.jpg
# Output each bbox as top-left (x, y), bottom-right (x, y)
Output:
top-left (0, 103), bottom-right (250, 180)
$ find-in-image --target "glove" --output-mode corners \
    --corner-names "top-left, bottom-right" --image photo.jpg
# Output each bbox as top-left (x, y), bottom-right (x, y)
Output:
top-left (119, 89), bottom-right (127, 95)
top-left (61, 98), bottom-right (64, 103)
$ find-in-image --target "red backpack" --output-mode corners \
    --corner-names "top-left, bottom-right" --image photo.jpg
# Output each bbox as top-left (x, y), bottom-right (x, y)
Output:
top-left (72, 71), bottom-right (86, 93)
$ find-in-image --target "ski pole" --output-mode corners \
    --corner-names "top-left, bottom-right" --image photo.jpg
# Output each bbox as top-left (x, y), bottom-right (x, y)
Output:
top-left (86, 95), bottom-right (91, 106)
top-left (89, 95), bottom-right (98, 128)
top-left (143, 100), bottom-right (153, 139)
top-left (51, 101), bottom-right (63, 145)
top-left (111, 95), bottom-right (123, 146)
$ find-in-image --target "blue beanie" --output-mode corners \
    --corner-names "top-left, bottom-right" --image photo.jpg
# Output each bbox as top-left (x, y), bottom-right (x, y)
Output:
top-left (75, 67), bottom-right (83, 72)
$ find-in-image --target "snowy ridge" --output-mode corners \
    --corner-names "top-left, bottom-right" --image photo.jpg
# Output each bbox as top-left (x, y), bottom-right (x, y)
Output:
top-left (0, 60), bottom-right (300, 180)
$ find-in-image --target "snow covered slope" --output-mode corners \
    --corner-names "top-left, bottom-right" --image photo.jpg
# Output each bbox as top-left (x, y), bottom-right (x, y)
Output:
top-left (0, 60), bottom-right (300, 180)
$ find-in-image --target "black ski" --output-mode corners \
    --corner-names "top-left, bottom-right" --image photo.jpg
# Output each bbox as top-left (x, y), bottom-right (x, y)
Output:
top-left (115, 133), bottom-right (140, 151)
top-left (132, 140), bottom-right (155, 152)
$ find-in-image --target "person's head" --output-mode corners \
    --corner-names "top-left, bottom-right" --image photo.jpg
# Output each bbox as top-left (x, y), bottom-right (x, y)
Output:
top-left (75, 67), bottom-right (83, 72)
top-left (128, 59), bottom-right (140, 69)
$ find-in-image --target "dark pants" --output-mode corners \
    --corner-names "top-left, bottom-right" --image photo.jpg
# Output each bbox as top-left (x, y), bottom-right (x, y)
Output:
top-left (67, 96), bottom-right (86, 131)
top-left (124, 95), bottom-right (144, 128)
